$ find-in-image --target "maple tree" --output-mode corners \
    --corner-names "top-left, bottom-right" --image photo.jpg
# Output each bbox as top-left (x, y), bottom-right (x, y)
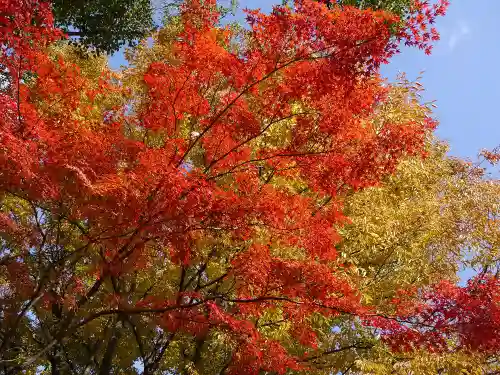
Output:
top-left (5, 0), bottom-right (500, 375)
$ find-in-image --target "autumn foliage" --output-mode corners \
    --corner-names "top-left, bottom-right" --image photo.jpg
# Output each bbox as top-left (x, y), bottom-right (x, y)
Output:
top-left (2, 0), bottom-right (500, 374)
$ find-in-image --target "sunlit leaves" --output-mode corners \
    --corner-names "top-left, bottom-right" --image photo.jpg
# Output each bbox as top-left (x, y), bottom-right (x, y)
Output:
top-left (3, 1), bottom-right (491, 375)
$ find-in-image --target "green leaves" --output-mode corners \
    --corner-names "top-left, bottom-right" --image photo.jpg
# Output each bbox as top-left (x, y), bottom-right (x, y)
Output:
top-left (52, 0), bottom-right (155, 54)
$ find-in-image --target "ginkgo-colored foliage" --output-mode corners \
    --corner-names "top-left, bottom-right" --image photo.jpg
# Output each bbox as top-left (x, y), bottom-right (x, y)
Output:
top-left (5, 0), bottom-right (500, 375)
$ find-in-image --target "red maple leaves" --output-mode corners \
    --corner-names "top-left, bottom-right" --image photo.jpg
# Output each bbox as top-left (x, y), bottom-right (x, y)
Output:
top-left (401, 0), bottom-right (449, 55)
top-left (368, 275), bottom-right (500, 354)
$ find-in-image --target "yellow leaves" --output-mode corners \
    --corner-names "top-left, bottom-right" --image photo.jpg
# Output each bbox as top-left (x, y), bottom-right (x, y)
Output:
top-left (184, 363), bottom-right (201, 375)
top-left (270, 244), bottom-right (307, 261)
top-left (258, 309), bottom-right (292, 341)
top-left (205, 260), bottom-right (227, 281)
top-left (362, 292), bottom-right (373, 304)
top-left (121, 22), bottom-right (186, 114)
top-left (338, 140), bottom-right (466, 309)
top-left (255, 115), bottom-right (296, 149)
top-left (370, 74), bottom-right (432, 139)
top-left (461, 369), bottom-right (485, 375)
top-left (1, 194), bottom-right (31, 223)
top-left (357, 349), bottom-right (490, 375)
top-left (48, 44), bottom-right (108, 79)
top-left (355, 358), bottom-right (390, 374)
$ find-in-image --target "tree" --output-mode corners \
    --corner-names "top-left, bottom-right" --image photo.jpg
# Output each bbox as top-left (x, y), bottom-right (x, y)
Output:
top-left (51, 0), bottom-right (156, 54)
top-left (8, 1), bottom-right (500, 375)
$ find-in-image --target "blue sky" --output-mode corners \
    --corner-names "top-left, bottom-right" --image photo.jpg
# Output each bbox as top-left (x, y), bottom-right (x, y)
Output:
top-left (382, 1), bottom-right (500, 161)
